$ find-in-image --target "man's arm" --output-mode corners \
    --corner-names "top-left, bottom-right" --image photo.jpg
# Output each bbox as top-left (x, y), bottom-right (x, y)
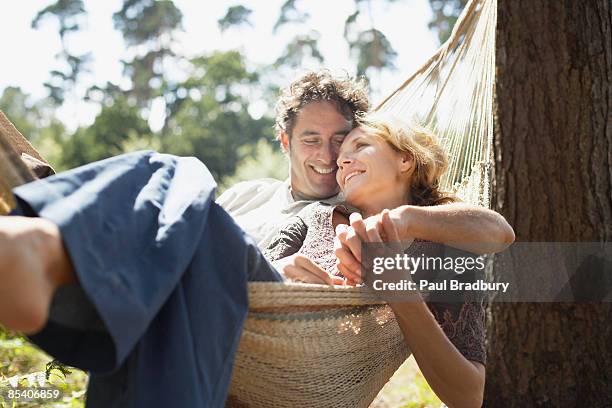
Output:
top-left (393, 202), bottom-right (515, 254)
top-left (333, 204), bottom-right (514, 283)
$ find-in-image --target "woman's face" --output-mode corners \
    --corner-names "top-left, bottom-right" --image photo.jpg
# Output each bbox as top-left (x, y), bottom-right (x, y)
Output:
top-left (336, 127), bottom-right (411, 210)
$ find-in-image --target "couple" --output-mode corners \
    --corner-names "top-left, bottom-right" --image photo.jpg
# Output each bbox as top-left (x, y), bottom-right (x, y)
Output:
top-left (0, 70), bottom-right (513, 407)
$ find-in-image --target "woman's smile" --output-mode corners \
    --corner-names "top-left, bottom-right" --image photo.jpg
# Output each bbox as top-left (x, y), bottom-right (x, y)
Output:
top-left (343, 170), bottom-right (365, 185)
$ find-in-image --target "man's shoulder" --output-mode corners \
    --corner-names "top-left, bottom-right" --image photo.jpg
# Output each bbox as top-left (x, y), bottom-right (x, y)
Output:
top-left (217, 178), bottom-right (287, 211)
top-left (219, 178), bottom-right (284, 198)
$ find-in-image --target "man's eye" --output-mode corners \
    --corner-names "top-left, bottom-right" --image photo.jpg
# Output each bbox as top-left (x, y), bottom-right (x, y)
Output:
top-left (304, 139), bottom-right (319, 145)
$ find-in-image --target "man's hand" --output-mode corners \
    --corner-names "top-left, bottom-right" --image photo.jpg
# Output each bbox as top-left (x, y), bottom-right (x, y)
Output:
top-left (275, 253), bottom-right (346, 285)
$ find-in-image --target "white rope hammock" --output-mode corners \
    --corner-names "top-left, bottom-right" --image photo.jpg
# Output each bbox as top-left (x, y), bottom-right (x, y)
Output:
top-left (0, 0), bottom-right (496, 405)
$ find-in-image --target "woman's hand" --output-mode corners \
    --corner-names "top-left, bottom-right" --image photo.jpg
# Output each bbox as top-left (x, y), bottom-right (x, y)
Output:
top-left (274, 254), bottom-right (347, 286)
top-left (334, 209), bottom-right (407, 283)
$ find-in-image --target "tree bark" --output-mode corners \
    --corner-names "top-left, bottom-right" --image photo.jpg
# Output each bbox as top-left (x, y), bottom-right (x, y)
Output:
top-left (487, 0), bottom-right (612, 406)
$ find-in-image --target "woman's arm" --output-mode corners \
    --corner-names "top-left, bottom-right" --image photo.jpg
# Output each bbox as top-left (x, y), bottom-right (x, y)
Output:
top-left (390, 301), bottom-right (485, 408)
top-left (336, 210), bottom-right (486, 406)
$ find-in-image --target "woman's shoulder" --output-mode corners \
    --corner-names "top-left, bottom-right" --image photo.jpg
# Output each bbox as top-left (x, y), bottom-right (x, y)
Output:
top-left (295, 201), bottom-right (335, 220)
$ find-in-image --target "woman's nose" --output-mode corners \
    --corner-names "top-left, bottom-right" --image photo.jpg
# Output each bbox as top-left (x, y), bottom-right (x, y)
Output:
top-left (337, 153), bottom-right (352, 169)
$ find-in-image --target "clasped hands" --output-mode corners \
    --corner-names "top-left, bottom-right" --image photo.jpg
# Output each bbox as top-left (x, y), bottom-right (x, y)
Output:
top-left (278, 208), bottom-right (409, 286)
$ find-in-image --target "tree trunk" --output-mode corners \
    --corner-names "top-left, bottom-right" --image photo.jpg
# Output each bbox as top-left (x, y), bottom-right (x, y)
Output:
top-left (486, 0), bottom-right (612, 407)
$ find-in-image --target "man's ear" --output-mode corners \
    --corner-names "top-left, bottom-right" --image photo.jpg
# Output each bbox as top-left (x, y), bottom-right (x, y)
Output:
top-left (279, 131), bottom-right (290, 153)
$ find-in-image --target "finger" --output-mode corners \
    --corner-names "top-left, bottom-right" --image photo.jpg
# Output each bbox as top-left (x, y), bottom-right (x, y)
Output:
top-left (336, 261), bottom-right (362, 284)
top-left (295, 255), bottom-right (335, 285)
top-left (334, 237), bottom-right (362, 278)
top-left (335, 224), bottom-right (350, 249)
top-left (381, 209), bottom-right (401, 242)
top-left (349, 212), bottom-right (367, 241)
top-left (365, 220), bottom-right (383, 242)
top-left (344, 227), bottom-right (363, 263)
top-left (335, 223), bottom-right (349, 237)
top-left (284, 264), bottom-right (328, 285)
top-left (330, 275), bottom-right (346, 286)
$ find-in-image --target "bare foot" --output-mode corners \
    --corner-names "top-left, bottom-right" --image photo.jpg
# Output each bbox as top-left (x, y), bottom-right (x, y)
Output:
top-left (0, 216), bottom-right (75, 334)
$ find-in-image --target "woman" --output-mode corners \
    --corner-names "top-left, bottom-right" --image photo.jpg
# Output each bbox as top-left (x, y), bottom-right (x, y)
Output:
top-left (266, 113), bottom-right (486, 408)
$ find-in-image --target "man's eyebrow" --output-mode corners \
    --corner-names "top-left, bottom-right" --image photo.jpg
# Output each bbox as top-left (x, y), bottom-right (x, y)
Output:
top-left (297, 130), bottom-right (321, 137)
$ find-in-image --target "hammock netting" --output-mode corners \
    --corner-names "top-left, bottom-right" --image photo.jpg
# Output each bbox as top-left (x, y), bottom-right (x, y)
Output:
top-left (0, 0), bottom-right (496, 406)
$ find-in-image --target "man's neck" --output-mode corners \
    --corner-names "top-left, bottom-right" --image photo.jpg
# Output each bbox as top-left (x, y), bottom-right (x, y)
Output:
top-left (290, 188), bottom-right (317, 202)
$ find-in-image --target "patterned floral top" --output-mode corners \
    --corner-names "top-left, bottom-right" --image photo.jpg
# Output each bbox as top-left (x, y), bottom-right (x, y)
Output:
top-left (264, 202), bottom-right (487, 364)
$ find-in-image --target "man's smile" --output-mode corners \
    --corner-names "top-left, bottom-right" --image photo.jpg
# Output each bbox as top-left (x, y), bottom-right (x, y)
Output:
top-left (310, 165), bottom-right (337, 175)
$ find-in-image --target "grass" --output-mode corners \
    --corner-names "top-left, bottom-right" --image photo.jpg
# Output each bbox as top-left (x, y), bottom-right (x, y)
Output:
top-left (372, 356), bottom-right (443, 408)
top-left (1, 329), bottom-right (441, 407)
top-left (0, 330), bottom-right (87, 408)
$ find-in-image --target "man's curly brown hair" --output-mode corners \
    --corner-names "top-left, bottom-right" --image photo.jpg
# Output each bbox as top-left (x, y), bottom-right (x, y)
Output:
top-left (274, 70), bottom-right (370, 139)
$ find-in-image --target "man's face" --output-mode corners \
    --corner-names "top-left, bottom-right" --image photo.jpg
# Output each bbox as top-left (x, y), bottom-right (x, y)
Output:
top-left (280, 101), bottom-right (353, 200)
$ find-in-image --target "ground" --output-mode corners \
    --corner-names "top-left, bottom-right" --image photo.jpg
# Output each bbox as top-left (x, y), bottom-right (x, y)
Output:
top-left (1, 329), bottom-right (441, 407)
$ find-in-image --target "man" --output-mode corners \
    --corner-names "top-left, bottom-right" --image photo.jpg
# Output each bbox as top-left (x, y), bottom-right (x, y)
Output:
top-left (217, 71), bottom-right (368, 249)
top-left (0, 70), bottom-right (513, 407)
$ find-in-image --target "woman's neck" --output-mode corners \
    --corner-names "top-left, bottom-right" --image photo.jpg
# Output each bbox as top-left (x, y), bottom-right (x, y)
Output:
top-left (360, 191), bottom-right (411, 218)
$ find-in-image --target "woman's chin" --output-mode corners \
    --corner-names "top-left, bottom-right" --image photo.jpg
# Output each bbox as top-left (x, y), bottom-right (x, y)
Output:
top-left (342, 189), bottom-right (365, 207)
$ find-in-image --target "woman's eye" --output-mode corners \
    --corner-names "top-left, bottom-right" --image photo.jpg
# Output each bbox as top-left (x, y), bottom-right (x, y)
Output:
top-left (356, 142), bottom-right (368, 149)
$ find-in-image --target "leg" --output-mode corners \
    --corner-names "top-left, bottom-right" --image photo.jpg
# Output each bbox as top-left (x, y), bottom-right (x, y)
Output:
top-left (3, 150), bottom-right (281, 406)
top-left (0, 216), bottom-right (75, 333)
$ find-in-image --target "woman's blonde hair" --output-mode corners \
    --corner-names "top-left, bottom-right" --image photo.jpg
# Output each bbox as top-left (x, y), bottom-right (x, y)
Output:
top-left (356, 112), bottom-right (457, 206)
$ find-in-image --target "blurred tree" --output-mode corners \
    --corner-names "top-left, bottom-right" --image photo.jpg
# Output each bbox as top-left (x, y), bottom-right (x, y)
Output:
top-left (218, 5), bottom-right (253, 32)
top-left (343, 0), bottom-right (397, 78)
top-left (274, 33), bottom-right (324, 68)
top-left (0, 87), bottom-right (66, 169)
top-left (162, 51), bottom-right (274, 182)
top-left (113, 0), bottom-right (183, 108)
top-left (220, 139), bottom-right (288, 192)
top-left (270, 1), bottom-right (323, 71)
top-left (61, 97), bottom-right (152, 169)
top-left (31, 0), bottom-right (90, 105)
top-left (273, 0), bottom-right (310, 33)
top-left (218, 0), bottom-right (399, 93)
top-left (0, 87), bottom-right (41, 141)
top-left (427, 0), bottom-right (468, 43)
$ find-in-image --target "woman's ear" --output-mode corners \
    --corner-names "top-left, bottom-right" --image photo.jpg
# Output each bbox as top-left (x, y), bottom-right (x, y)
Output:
top-left (399, 152), bottom-right (413, 174)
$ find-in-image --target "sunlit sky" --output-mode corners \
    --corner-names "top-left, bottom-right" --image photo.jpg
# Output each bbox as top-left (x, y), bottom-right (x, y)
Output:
top-left (0, 0), bottom-right (439, 132)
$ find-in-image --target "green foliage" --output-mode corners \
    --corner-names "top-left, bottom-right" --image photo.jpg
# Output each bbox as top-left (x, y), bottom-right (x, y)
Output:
top-left (31, 0), bottom-right (89, 105)
top-left (0, 327), bottom-right (87, 407)
top-left (161, 51), bottom-right (274, 182)
top-left (113, 0), bottom-right (182, 46)
top-left (0, 87), bottom-right (42, 142)
top-left (0, 87), bottom-right (66, 169)
top-left (31, 0), bottom-right (85, 39)
top-left (218, 5), bottom-right (253, 32)
top-left (428, 0), bottom-right (468, 43)
top-left (349, 28), bottom-right (397, 77)
top-left (274, 33), bottom-right (324, 68)
top-left (60, 97), bottom-right (152, 169)
top-left (220, 139), bottom-right (288, 192)
top-left (343, 1), bottom-right (398, 78)
top-left (113, 0), bottom-right (182, 108)
top-left (273, 0), bottom-right (310, 33)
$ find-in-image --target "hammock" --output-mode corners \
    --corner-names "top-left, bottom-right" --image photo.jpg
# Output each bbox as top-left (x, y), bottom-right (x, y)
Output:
top-left (0, 0), bottom-right (496, 406)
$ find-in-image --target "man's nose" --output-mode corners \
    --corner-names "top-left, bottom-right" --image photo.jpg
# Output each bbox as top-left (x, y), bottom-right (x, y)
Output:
top-left (318, 141), bottom-right (336, 164)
